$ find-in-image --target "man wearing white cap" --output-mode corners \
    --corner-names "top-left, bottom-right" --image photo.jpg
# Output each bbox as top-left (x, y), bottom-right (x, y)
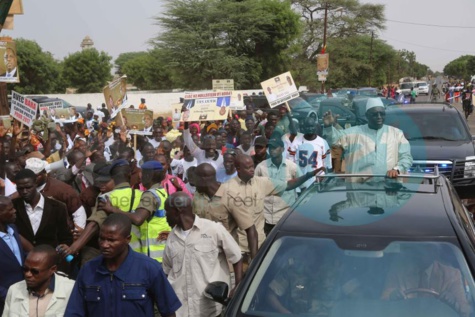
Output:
top-left (322, 98), bottom-right (412, 177)
top-left (25, 158), bottom-right (86, 230)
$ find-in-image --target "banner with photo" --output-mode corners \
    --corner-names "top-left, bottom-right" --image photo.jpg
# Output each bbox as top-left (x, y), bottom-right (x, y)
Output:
top-left (181, 91), bottom-right (231, 122)
top-left (103, 76), bottom-right (128, 119)
top-left (316, 53), bottom-right (329, 76)
top-left (115, 108), bottom-right (153, 135)
top-left (171, 103), bottom-right (184, 123)
top-left (260, 71), bottom-right (299, 108)
top-left (0, 115), bottom-right (11, 129)
top-left (10, 91), bottom-right (37, 127)
top-left (0, 39), bottom-right (19, 83)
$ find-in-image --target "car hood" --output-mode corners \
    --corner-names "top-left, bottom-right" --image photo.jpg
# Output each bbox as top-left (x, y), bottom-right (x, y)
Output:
top-left (409, 139), bottom-right (475, 161)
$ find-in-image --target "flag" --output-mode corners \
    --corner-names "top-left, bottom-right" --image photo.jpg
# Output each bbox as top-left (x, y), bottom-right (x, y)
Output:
top-left (321, 44), bottom-right (327, 54)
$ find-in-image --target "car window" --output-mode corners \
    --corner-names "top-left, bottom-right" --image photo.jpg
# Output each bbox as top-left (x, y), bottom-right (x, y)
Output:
top-left (321, 105), bottom-right (350, 118)
top-left (241, 236), bottom-right (475, 317)
top-left (385, 110), bottom-right (470, 141)
top-left (400, 83), bottom-right (413, 89)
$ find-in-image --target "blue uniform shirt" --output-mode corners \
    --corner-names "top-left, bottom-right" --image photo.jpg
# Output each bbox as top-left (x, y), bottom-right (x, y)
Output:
top-left (65, 246), bottom-right (181, 317)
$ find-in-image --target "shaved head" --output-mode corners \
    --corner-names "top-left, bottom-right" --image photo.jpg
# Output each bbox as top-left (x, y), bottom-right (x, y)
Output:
top-left (235, 154), bottom-right (253, 168)
top-left (195, 163), bottom-right (216, 178)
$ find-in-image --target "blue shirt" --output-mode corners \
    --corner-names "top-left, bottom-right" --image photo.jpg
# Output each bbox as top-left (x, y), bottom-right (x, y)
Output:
top-left (0, 226), bottom-right (22, 265)
top-left (216, 168), bottom-right (237, 183)
top-left (65, 247), bottom-right (181, 317)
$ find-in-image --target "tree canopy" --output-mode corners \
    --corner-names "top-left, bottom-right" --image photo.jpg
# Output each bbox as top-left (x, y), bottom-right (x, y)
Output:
top-left (443, 55), bottom-right (475, 80)
top-left (62, 49), bottom-right (113, 93)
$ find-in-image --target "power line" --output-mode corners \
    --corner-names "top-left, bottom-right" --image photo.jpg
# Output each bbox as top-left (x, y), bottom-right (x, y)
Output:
top-left (382, 36), bottom-right (475, 54)
top-left (387, 19), bottom-right (475, 29)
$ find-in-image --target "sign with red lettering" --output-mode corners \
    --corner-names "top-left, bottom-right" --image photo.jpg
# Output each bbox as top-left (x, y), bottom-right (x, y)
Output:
top-left (10, 90), bottom-right (37, 127)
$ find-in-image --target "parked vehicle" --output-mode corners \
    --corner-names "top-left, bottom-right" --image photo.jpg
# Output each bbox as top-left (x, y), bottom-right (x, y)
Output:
top-left (385, 103), bottom-right (475, 199)
top-left (414, 81), bottom-right (429, 95)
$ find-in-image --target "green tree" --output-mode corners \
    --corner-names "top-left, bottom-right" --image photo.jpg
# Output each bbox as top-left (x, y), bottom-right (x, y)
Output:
top-left (153, 0), bottom-right (301, 89)
top-left (114, 51), bottom-right (148, 75)
top-left (119, 49), bottom-right (173, 90)
top-left (443, 55), bottom-right (474, 79)
top-left (62, 48), bottom-right (113, 93)
top-left (10, 38), bottom-right (64, 94)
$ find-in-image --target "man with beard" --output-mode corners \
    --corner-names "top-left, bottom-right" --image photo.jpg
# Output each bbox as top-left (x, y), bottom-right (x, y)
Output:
top-left (323, 98), bottom-right (412, 177)
top-left (2, 245), bottom-right (75, 316)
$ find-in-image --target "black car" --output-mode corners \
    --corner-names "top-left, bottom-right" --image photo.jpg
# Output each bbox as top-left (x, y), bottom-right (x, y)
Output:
top-left (384, 103), bottom-right (475, 198)
top-left (206, 173), bottom-right (475, 317)
top-left (313, 98), bottom-right (358, 128)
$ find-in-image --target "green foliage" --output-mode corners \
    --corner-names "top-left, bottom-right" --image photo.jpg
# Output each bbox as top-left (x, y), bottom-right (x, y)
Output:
top-left (10, 38), bottom-right (64, 94)
top-left (114, 52), bottom-right (149, 75)
top-left (443, 55), bottom-right (475, 80)
top-left (152, 0), bottom-right (301, 89)
top-left (62, 49), bottom-right (113, 93)
top-left (120, 49), bottom-right (173, 90)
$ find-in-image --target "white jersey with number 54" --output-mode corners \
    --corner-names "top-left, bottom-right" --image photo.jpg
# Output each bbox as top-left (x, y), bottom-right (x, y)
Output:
top-left (295, 135), bottom-right (332, 188)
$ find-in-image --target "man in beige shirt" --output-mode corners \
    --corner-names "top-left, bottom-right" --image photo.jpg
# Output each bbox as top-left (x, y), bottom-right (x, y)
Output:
top-left (163, 193), bottom-right (242, 317)
top-left (255, 137), bottom-right (301, 236)
top-left (2, 245), bottom-right (75, 317)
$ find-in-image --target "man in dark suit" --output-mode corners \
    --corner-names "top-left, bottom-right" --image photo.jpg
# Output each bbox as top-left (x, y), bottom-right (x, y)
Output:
top-left (0, 47), bottom-right (17, 78)
top-left (13, 169), bottom-right (72, 248)
top-left (0, 196), bottom-right (25, 313)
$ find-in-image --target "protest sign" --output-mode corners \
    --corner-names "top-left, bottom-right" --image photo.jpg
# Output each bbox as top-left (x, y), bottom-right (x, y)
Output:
top-left (212, 79), bottom-right (234, 91)
top-left (229, 91), bottom-right (245, 110)
top-left (115, 108), bottom-right (153, 135)
top-left (10, 91), bottom-right (37, 127)
top-left (103, 76), bottom-right (127, 119)
top-left (0, 115), bottom-right (11, 129)
top-left (0, 40), bottom-right (19, 83)
top-left (39, 100), bottom-right (63, 117)
top-left (260, 71), bottom-right (299, 108)
top-left (51, 108), bottom-right (76, 124)
top-left (171, 103), bottom-right (184, 123)
top-left (181, 91), bottom-right (231, 122)
top-left (0, 1), bottom-right (13, 32)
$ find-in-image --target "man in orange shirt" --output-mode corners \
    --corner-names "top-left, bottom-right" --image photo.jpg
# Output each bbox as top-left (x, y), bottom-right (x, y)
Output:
top-left (139, 98), bottom-right (147, 109)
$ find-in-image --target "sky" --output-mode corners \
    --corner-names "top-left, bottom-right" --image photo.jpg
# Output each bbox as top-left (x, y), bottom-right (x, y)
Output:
top-left (5, 0), bottom-right (475, 73)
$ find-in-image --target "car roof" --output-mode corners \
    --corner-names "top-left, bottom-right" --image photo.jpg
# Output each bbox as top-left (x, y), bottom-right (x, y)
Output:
top-left (279, 176), bottom-right (457, 238)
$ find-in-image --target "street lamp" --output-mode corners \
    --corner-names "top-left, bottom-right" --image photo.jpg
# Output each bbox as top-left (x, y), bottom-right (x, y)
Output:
top-left (321, 4), bottom-right (344, 93)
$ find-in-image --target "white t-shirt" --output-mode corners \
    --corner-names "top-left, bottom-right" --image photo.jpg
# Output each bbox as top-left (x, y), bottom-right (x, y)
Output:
top-left (295, 134), bottom-right (332, 188)
top-left (180, 157), bottom-right (198, 181)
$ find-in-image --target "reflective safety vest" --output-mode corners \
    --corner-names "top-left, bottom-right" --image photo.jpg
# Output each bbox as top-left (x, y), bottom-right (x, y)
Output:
top-left (140, 188), bottom-right (171, 262)
top-left (109, 187), bottom-right (144, 253)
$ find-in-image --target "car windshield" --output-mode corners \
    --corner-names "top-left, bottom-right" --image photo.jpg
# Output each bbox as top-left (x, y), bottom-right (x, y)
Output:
top-left (358, 89), bottom-right (377, 96)
top-left (418, 83), bottom-right (428, 87)
top-left (288, 97), bottom-right (311, 110)
top-left (385, 110), bottom-right (470, 141)
top-left (400, 83), bottom-right (413, 90)
top-left (241, 236), bottom-right (475, 317)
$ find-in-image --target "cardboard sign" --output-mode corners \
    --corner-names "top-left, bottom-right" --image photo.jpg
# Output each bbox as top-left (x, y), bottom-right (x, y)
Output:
top-left (115, 108), bottom-right (153, 134)
top-left (0, 115), bottom-right (11, 129)
top-left (0, 40), bottom-right (19, 83)
top-left (212, 79), bottom-right (234, 91)
top-left (260, 71), bottom-right (299, 108)
top-left (51, 108), bottom-right (76, 123)
top-left (39, 100), bottom-right (63, 112)
top-left (181, 91), bottom-right (231, 122)
top-left (229, 91), bottom-right (245, 110)
top-left (10, 91), bottom-right (37, 127)
top-left (103, 76), bottom-right (128, 119)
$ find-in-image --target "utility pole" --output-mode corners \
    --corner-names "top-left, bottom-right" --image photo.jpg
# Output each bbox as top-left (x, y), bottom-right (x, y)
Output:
top-left (321, 2), bottom-right (328, 93)
top-left (369, 31), bottom-right (374, 87)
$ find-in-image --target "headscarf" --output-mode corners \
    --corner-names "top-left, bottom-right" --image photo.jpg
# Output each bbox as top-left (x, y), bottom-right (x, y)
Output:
top-left (206, 123), bottom-right (218, 133)
top-left (189, 123), bottom-right (201, 134)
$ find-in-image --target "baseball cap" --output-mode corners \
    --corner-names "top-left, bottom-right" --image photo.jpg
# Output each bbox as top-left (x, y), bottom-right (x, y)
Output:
top-left (141, 161), bottom-right (163, 171)
top-left (110, 159), bottom-right (129, 170)
top-left (267, 137), bottom-right (284, 148)
top-left (93, 162), bottom-right (112, 183)
top-left (25, 158), bottom-right (48, 175)
top-left (254, 136), bottom-right (268, 147)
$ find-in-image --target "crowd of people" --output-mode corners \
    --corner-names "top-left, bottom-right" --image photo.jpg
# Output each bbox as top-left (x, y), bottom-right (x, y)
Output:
top-left (0, 96), bottom-right (413, 316)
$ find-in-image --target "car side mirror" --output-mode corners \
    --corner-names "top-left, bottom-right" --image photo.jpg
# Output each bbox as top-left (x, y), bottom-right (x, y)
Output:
top-left (204, 281), bottom-right (229, 306)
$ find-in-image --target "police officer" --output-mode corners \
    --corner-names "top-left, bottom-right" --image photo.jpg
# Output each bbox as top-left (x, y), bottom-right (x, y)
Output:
top-left (135, 161), bottom-right (171, 262)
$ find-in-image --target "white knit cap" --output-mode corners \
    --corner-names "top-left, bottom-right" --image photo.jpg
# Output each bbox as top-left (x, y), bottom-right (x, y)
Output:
top-left (365, 98), bottom-right (385, 112)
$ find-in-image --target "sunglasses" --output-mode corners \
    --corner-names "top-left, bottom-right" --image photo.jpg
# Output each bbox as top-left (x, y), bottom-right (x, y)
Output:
top-left (22, 266), bottom-right (51, 276)
top-left (369, 111), bottom-right (386, 117)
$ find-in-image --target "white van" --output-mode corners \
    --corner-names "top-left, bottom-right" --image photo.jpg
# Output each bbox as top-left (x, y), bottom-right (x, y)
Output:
top-left (414, 81), bottom-right (429, 95)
